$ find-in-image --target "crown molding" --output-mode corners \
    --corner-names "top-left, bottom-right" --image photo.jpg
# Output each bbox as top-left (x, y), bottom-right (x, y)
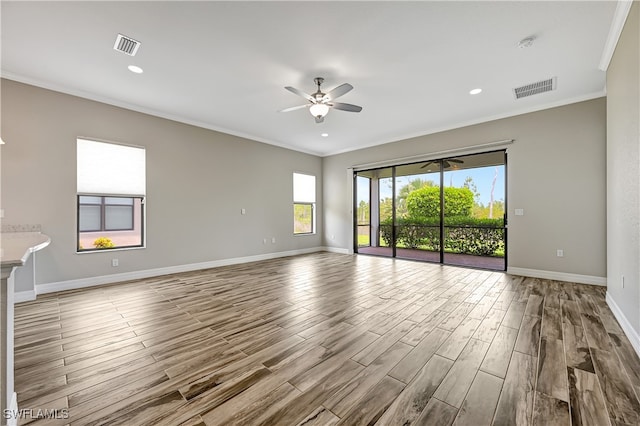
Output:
top-left (599, 0), bottom-right (634, 71)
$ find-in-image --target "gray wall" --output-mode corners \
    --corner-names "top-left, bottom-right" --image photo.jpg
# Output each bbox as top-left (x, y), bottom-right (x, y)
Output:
top-left (1, 78), bottom-right (610, 292)
top-left (607, 3), bottom-right (639, 337)
top-left (323, 98), bottom-right (607, 279)
top-left (1, 79), bottom-right (322, 288)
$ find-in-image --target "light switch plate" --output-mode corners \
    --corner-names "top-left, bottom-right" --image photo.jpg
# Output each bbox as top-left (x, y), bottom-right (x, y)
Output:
top-left (515, 209), bottom-right (524, 216)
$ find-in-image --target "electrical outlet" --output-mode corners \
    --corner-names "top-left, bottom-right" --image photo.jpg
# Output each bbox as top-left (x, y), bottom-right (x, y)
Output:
top-left (556, 249), bottom-right (564, 257)
top-left (112, 259), bottom-right (119, 267)
top-left (271, 237), bottom-right (276, 244)
top-left (241, 208), bottom-right (246, 215)
top-left (263, 238), bottom-right (267, 244)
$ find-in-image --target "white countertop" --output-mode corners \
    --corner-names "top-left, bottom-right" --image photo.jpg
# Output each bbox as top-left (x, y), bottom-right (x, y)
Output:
top-left (1, 232), bottom-right (51, 270)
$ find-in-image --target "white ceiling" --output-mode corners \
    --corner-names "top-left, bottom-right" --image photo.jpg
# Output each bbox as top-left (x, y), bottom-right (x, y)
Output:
top-left (1, 1), bottom-right (617, 156)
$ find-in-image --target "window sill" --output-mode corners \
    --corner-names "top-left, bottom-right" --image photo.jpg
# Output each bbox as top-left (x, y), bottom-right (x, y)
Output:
top-left (76, 245), bottom-right (145, 254)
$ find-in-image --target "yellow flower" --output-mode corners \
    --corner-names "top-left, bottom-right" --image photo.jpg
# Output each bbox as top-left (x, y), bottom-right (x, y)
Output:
top-left (93, 237), bottom-right (115, 249)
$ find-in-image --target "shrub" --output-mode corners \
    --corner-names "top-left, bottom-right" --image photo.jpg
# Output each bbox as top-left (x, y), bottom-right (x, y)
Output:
top-left (443, 216), bottom-right (504, 227)
top-left (379, 216), bottom-right (504, 256)
top-left (444, 226), bottom-right (505, 256)
top-left (379, 217), bottom-right (441, 250)
top-left (93, 237), bottom-right (115, 249)
top-left (379, 222), bottom-right (392, 247)
top-left (406, 186), bottom-right (474, 218)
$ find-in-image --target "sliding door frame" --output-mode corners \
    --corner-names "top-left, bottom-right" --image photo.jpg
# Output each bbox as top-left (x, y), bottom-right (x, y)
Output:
top-left (353, 149), bottom-right (507, 271)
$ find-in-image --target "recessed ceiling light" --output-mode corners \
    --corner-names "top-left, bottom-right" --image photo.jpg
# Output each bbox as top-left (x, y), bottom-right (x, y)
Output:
top-left (469, 88), bottom-right (482, 95)
top-left (321, 133), bottom-right (329, 137)
top-left (128, 65), bottom-right (143, 74)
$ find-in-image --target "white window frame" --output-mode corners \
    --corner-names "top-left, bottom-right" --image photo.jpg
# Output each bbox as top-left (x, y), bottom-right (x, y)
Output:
top-left (76, 138), bottom-right (146, 252)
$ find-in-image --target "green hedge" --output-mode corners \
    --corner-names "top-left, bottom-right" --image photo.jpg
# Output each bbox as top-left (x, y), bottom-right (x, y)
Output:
top-left (379, 216), bottom-right (505, 256)
top-left (444, 226), bottom-right (505, 256)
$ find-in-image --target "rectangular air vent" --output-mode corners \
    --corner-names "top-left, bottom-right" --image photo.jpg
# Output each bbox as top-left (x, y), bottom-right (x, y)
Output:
top-left (113, 34), bottom-right (140, 56)
top-left (513, 77), bottom-right (556, 99)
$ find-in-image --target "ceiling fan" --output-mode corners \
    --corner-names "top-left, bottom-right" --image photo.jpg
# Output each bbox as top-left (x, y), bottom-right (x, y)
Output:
top-left (420, 159), bottom-right (464, 169)
top-left (281, 77), bottom-right (362, 123)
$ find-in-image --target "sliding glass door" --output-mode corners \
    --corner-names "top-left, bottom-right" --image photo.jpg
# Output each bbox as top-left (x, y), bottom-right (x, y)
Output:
top-left (354, 167), bottom-right (394, 258)
top-left (354, 150), bottom-right (506, 271)
top-left (442, 152), bottom-right (506, 269)
top-left (393, 162), bottom-right (441, 262)
top-left (355, 174), bottom-right (372, 250)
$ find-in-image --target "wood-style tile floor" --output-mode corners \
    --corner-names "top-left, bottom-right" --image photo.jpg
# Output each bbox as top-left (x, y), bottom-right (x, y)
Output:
top-left (13, 252), bottom-right (640, 425)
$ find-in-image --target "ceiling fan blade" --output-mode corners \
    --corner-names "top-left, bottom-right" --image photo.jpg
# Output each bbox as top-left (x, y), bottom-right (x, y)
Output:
top-left (315, 115), bottom-right (324, 124)
top-left (330, 102), bottom-right (362, 113)
top-left (421, 161), bottom-right (442, 169)
top-left (285, 86), bottom-right (314, 102)
top-left (323, 83), bottom-right (353, 101)
top-left (279, 104), bottom-right (309, 113)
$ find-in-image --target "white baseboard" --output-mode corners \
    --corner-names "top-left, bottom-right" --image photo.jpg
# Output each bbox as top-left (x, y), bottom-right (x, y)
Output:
top-left (507, 267), bottom-right (607, 286)
top-left (14, 289), bottom-right (36, 303)
top-left (323, 246), bottom-right (350, 255)
top-left (606, 292), bottom-right (640, 358)
top-left (6, 392), bottom-right (18, 426)
top-left (36, 247), bottom-right (329, 295)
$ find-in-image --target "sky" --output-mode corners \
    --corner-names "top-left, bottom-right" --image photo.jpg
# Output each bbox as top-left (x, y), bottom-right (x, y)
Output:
top-left (357, 165), bottom-right (506, 207)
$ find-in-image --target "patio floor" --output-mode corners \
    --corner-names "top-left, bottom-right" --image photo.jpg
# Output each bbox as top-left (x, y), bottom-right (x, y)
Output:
top-left (356, 246), bottom-right (505, 270)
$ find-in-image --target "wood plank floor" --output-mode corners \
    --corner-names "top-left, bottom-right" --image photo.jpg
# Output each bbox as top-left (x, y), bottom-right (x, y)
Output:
top-left (13, 252), bottom-right (640, 425)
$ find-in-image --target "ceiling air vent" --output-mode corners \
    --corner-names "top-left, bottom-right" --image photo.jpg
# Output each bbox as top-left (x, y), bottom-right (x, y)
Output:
top-left (513, 77), bottom-right (556, 99)
top-left (113, 34), bottom-right (140, 56)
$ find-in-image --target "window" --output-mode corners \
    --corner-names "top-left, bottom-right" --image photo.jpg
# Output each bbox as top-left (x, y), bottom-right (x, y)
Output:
top-left (79, 196), bottom-right (137, 232)
top-left (293, 172), bottom-right (316, 234)
top-left (77, 138), bottom-right (145, 251)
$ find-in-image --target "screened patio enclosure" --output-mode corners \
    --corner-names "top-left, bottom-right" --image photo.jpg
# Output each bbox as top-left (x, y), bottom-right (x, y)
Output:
top-left (354, 150), bottom-right (506, 271)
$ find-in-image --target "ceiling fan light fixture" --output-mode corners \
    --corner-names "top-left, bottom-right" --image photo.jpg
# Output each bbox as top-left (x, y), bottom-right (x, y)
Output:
top-left (283, 77), bottom-right (361, 123)
top-left (309, 103), bottom-right (329, 118)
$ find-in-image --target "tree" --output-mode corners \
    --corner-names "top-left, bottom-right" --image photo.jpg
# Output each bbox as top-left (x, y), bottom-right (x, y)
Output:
top-left (293, 204), bottom-right (312, 233)
top-left (396, 178), bottom-right (434, 218)
top-left (489, 167), bottom-right (498, 218)
top-left (398, 178), bottom-right (435, 198)
top-left (463, 176), bottom-right (481, 204)
top-left (379, 197), bottom-right (393, 221)
top-left (473, 200), bottom-right (505, 219)
top-left (357, 200), bottom-right (370, 224)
